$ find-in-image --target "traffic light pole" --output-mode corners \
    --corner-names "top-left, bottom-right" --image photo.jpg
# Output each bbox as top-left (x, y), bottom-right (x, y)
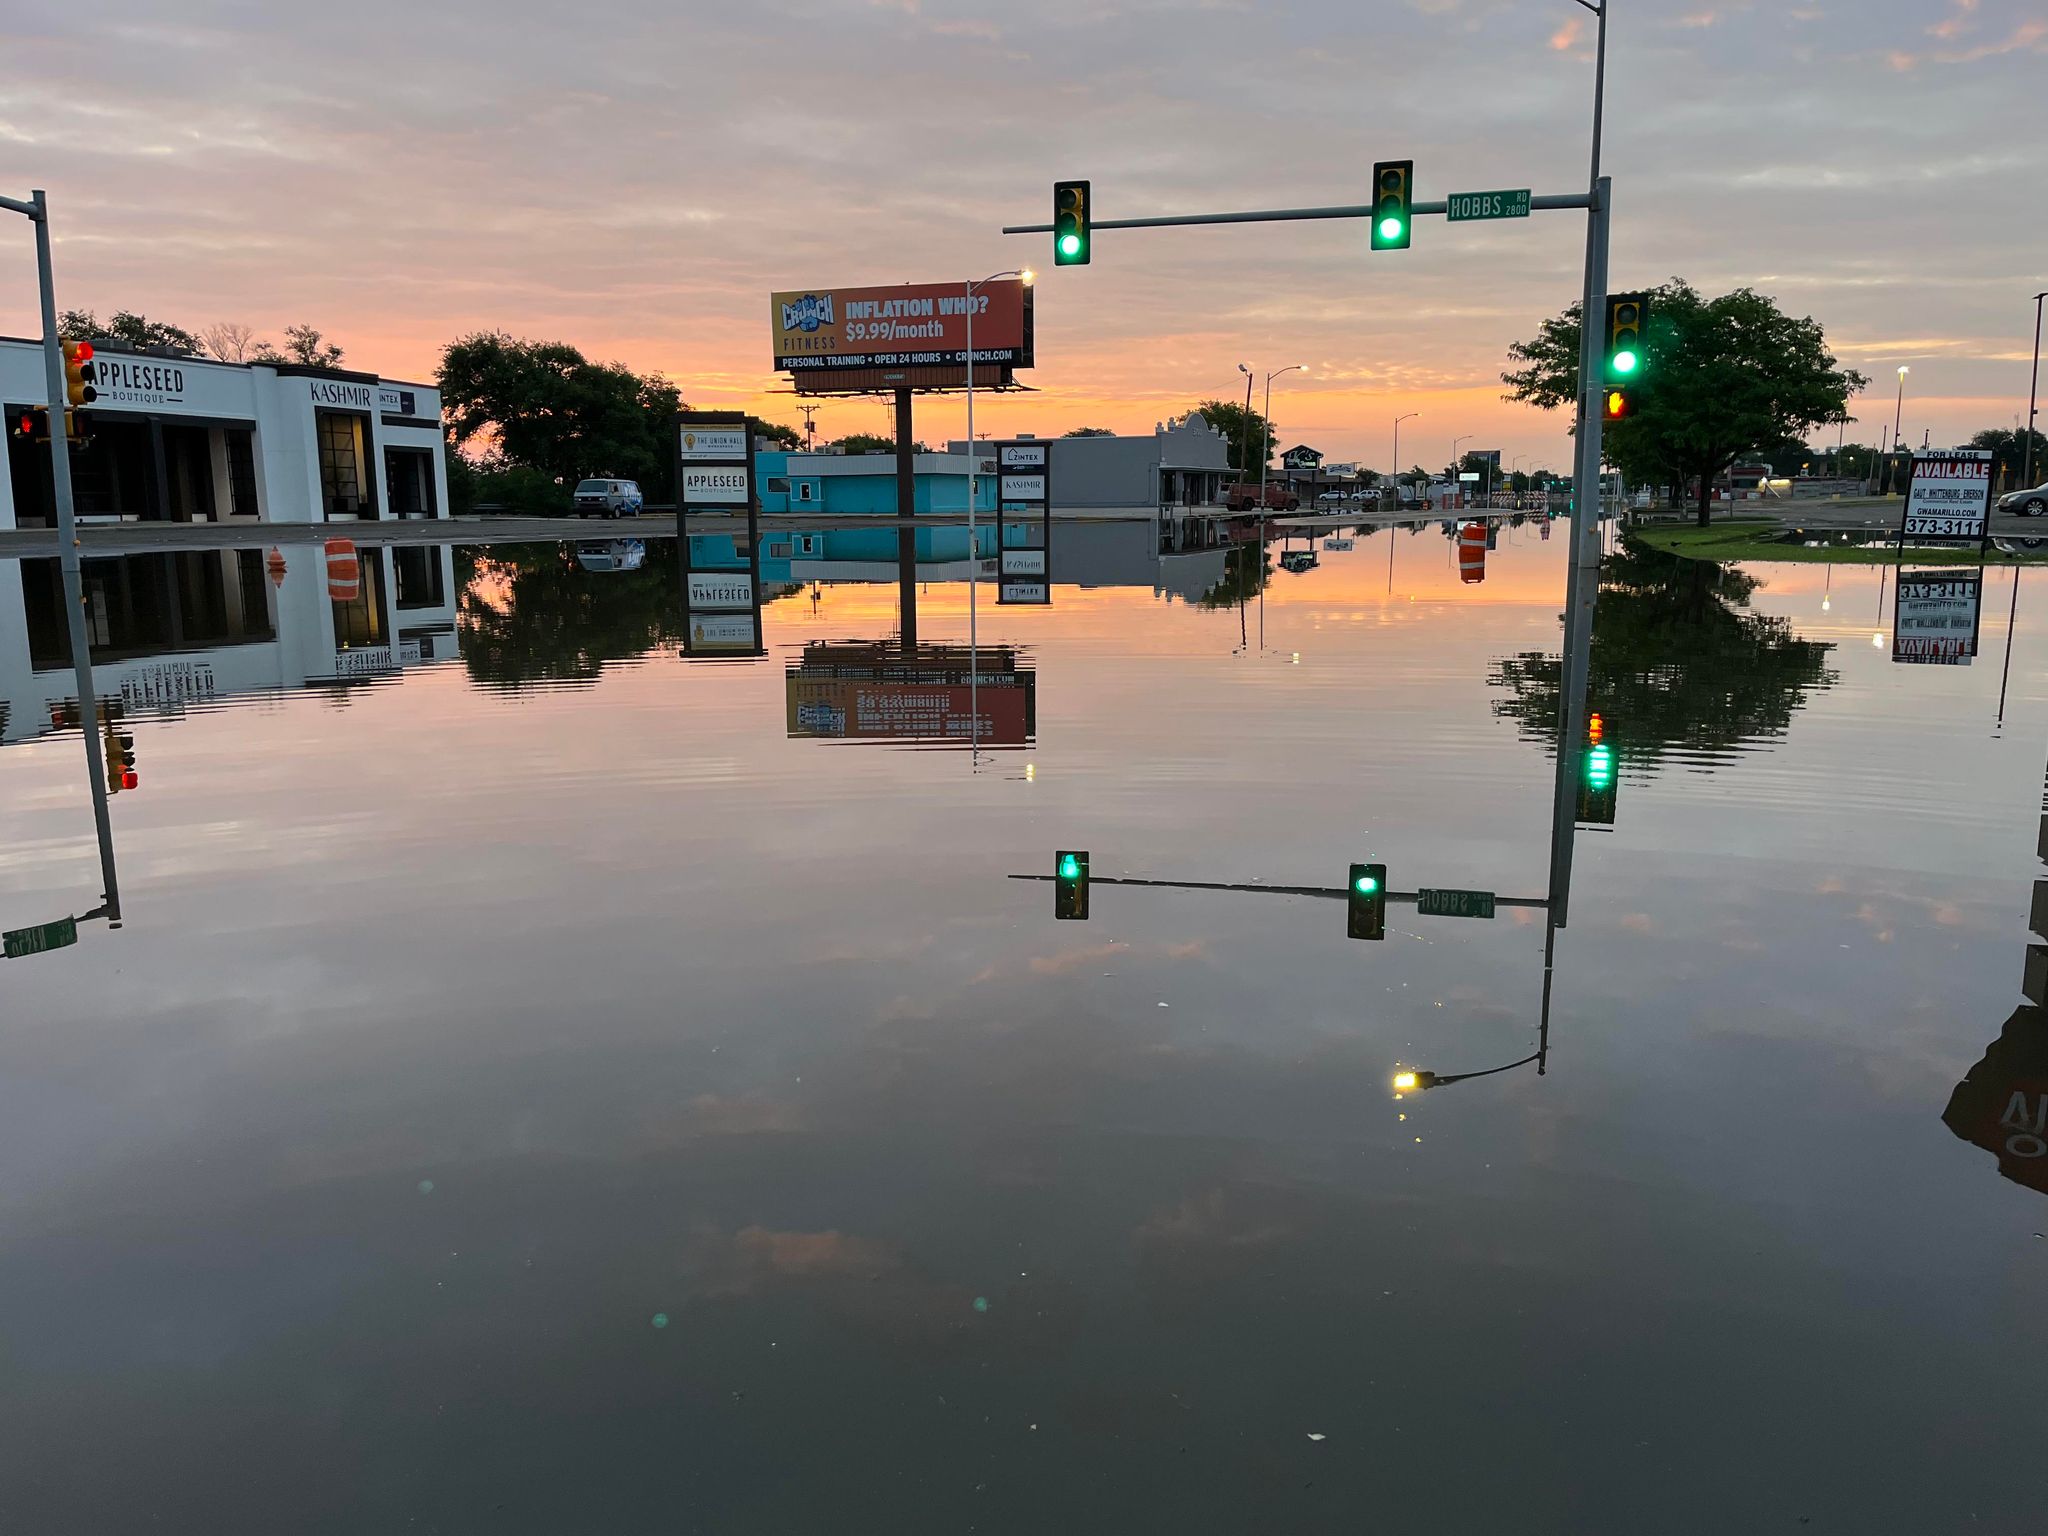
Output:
top-left (1, 189), bottom-right (119, 920)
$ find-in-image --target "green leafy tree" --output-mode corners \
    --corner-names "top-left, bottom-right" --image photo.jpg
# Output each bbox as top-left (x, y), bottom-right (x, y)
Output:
top-left (757, 421), bottom-right (802, 449)
top-left (277, 323), bottom-right (344, 369)
top-left (1193, 400), bottom-right (1276, 475)
top-left (56, 308), bottom-right (201, 353)
top-left (831, 434), bottom-right (927, 454)
top-left (1967, 427), bottom-right (2048, 490)
top-left (1062, 426), bottom-right (1117, 438)
top-left (1503, 279), bottom-right (1866, 526)
top-left (438, 332), bottom-right (685, 509)
top-left (1490, 535), bottom-right (1837, 772)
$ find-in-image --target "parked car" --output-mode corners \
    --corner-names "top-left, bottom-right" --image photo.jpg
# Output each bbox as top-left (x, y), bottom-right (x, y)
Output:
top-left (1997, 481), bottom-right (2048, 517)
top-left (1223, 482), bottom-right (1299, 512)
top-left (1315, 490), bottom-right (1352, 505)
top-left (573, 478), bottom-right (644, 517)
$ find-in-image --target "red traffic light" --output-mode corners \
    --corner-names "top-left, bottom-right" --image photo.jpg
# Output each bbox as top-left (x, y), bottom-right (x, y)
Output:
top-left (72, 340), bottom-right (93, 363)
top-left (120, 769), bottom-right (138, 790)
top-left (1588, 711), bottom-right (1605, 744)
top-left (1603, 388), bottom-right (1634, 422)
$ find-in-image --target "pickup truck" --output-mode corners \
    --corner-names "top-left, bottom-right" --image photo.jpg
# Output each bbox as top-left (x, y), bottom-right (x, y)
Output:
top-left (1223, 483), bottom-right (1299, 512)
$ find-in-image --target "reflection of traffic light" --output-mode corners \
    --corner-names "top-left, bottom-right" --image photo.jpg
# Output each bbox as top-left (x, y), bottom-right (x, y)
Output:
top-left (1053, 180), bottom-right (1091, 266)
top-left (104, 719), bottom-right (138, 792)
top-left (1602, 387), bottom-right (1635, 423)
top-left (1370, 161), bottom-right (1412, 251)
top-left (1347, 862), bottom-right (1387, 940)
top-left (1055, 849), bottom-right (1090, 919)
top-left (1577, 711), bottom-right (1616, 824)
top-left (62, 339), bottom-right (98, 408)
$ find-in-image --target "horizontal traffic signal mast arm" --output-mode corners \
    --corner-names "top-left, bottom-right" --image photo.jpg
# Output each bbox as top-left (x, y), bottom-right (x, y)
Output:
top-left (1003, 189), bottom-right (1596, 236)
top-left (1007, 873), bottom-right (1549, 909)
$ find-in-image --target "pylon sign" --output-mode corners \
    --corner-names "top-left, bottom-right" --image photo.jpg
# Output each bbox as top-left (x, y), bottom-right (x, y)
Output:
top-left (996, 440), bottom-right (1052, 605)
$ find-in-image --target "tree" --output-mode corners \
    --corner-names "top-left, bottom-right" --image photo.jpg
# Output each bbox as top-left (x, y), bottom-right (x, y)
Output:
top-left (757, 421), bottom-right (803, 450)
top-left (200, 321), bottom-right (258, 362)
top-left (1509, 470), bottom-right (1530, 495)
top-left (1192, 400), bottom-right (1276, 475)
top-left (280, 323), bottom-right (344, 369)
top-left (456, 545), bottom-right (684, 689)
top-left (1490, 534), bottom-right (1837, 773)
top-left (1503, 279), bottom-right (1866, 526)
top-left (831, 434), bottom-right (926, 454)
top-left (1967, 427), bottom-right (2048, 491)
top-left (1062, 426), bottom-right (1117, 438)
top-left (438, 332), bottom-right (686, 509)
top-left (56, 308), bottom-right (201, 353)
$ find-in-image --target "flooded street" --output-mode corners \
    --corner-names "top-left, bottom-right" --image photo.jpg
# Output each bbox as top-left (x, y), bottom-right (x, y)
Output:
top-left (3, 523), bottom-right (2044, 1532)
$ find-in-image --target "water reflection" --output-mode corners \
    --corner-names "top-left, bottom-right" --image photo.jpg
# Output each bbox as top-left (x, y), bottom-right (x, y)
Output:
top-left (1490, 534), bottom-right (1838, 772)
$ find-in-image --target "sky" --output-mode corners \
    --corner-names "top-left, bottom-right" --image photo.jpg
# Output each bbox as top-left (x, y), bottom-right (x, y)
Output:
top-left (2, 0), bottom-right (2043, 472)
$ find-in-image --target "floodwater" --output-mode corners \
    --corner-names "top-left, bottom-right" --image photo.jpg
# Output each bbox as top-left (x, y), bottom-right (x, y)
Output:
top-left (2, 520), bottom-right (2044, 1533)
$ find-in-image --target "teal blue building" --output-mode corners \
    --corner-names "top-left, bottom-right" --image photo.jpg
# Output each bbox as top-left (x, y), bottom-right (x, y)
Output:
top-left (755, 450), bottom-right (1000, 517)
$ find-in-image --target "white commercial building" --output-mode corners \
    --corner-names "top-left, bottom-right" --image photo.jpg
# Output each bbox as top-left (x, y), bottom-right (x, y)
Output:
top-left (1, 337), bottom-right (448, 531)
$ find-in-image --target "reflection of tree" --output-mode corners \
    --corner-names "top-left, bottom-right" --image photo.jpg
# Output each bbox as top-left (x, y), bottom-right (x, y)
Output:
top-left (457, 544), bottom-right (682, 689)
top-left (1490, 536), bottom-right (1837, 770)
top-left (1197, 544), bottom-right (1270, 609)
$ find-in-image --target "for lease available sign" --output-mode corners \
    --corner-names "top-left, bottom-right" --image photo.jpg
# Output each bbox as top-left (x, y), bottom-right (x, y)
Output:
top-left (1902, 451), bottom-right (1992, 542)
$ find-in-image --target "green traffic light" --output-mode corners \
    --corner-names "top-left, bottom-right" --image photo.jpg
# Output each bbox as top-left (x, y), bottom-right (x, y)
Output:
top-left (1060, 855), bottom-right (1081, 880)
top-left (1612, 348), bottom-right (1638, 374)
top-left (1586, 744), bottom-right (1614, 787)
top-left (1058, 233), bottom-right (1081, 258)
top-left (1378, 217), bottom-right (1403, 241)
top-left (1354, 874), bottom-right (1379, 895)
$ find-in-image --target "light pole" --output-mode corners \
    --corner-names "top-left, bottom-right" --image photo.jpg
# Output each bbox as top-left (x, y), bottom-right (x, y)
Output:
top-left (1236, 363), bottom-right (1255, 486)
top-left (1393, 412), bottom-right (1418, 505)
top-left (2025, 291), bottom-right (2046, 492)
top-left (1, 188), bottom-right (119, 918)
top-left (1257, 365), bottom-right (1306, 509)
top-left (964, 266), bottom-right (1033, 762)
top-left (1887, 365), bottom-right (1909, 493)
top-left (1450, 434), bottom-right (1471, 506)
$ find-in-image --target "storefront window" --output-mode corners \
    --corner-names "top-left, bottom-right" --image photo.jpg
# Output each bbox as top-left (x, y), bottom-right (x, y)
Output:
top-left (317, 411), bottom-right (368, 517)
top-left (331, 547), bottom-right (387, 647)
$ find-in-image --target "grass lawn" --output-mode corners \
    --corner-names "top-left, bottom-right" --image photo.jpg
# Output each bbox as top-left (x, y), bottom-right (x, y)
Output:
top-left (1630, 520), bottom-right (2048, 566)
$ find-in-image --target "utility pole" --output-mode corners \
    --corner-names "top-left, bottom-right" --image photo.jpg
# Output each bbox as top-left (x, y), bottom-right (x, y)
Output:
top-left (2025, 291), bottom-right (2045, 492)
top-left (0, 189), bottom-right (119, 918)
top-left (798, 403), bottom-right (819, 451)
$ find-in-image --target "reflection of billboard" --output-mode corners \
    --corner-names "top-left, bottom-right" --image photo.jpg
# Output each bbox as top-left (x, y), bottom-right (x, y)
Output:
top-left (785, 643), bottom-right (1035, 747)
top-left (770, 280), bottom-right (1033, 374)
top-left (1893, 569), bottom-right (1983, 665)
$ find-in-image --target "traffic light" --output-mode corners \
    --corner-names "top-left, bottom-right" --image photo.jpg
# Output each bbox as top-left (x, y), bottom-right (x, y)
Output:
top-left (1347, 862), bottom-right (1387, 941)
top-left (1055, 849), bottom-right (1090, 919)
top-left (1053, 180), bottom-right (1091, 266)
top-left (1602, 387), bottom-right (1635, 423)
top-left (1604, 292), bottom-right (1647, 379)
top-left (10, 407), bottom-right (42, 440)
top-left (1577, 711), bottom-right (1616, 825)
top-left (62, 339), bottom-right (97, 409)
top-left (1370, 160), bottom-right (1412, 251)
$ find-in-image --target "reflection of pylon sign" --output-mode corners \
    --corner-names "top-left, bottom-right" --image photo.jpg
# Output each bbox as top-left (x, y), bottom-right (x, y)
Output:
top-left (1458, 522), bottom-right (1487, 584)
top-left (266, 547), bottom-right (287, 590)
top-left (324, 538), bottom-right (360, 602)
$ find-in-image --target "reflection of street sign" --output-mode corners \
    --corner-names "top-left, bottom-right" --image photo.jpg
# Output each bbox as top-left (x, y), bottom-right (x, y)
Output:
top-left (1893, 569), bottom-right (1983, 665)
top-left (1446, 189), bottom-right (1531, 221)
top-left (1416, 888), bottom-right (1496, 920)
top-left (4, 916), bottom-right (77, 959)
top-left (1944, 1002), bottom-right (2048, 1196)
top-left (687, 572), bottom-right (754, 610)
top-left (998, 581), bottom-right (1048, 605)
top-left (1001, 549), bottom-right (1046, 575)
top-left (685, 612), bottom-right (759, 651)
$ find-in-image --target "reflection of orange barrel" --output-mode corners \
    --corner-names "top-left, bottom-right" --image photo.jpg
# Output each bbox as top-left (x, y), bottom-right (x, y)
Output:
top-left (325, 538), bottom-right (360, 602)
top-left (1458, 522), bottom-right (1487, 584)
top-left (265, 547), bottom-right (287, 589)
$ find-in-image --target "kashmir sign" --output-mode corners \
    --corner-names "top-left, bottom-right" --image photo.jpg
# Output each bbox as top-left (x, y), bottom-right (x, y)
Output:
top-left (770, 280), bottom-right (1033, 374)
top-left (1892, 569), bottom-right (1984, 665)
top-left (1900, 450), bottom-right (1992, 544)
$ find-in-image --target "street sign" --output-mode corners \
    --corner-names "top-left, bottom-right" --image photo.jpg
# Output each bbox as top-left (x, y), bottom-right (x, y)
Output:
top-left (4, 915), bottom-right (77, 959)
top-left (678, 426), bottom-right (749, 461)
top-left (682, 466), bottom-right (750, 505)
top-left (1416, 888), bottom-right (1497, 920)
top-left (1446, 190), bottom-right (1531, 222)
top-left (1900, 450), bottom-right (1992, 545)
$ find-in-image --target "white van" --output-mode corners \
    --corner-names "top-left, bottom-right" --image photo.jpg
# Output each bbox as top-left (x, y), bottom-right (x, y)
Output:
top-left (573, 479), bottom-right (644, 518)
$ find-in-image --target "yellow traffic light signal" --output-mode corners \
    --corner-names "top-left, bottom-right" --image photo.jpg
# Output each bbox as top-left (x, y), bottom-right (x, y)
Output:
top-left (62, 339), bottom-right (98, 409)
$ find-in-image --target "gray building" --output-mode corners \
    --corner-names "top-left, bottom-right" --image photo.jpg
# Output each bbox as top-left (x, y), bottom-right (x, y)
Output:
top-left (950, 413), bottom-right (1232, 514)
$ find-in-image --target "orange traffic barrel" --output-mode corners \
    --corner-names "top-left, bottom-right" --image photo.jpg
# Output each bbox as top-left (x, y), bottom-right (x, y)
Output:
top-left (1458, 521), bottom-right (1487, 584)
top-left (325, 538), bottom-right (360, 602)
top-left (265, 547), bottom-right (287, 589)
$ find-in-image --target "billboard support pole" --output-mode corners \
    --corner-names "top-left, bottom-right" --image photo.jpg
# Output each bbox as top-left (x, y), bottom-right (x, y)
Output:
top-left (894, 388), bottom-right (916, 651)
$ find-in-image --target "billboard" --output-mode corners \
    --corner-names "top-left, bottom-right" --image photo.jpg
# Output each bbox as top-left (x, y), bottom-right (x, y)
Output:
top-left (1900, 450), bottom-right (1992, 544)
top-left (770, 280), bottom-right (1033, 375)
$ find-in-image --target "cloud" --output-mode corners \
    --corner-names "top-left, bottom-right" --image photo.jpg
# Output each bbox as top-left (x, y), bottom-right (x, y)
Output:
top-left (1927, 0), bottom-right (1978, 41)
top-left (1550, 16), bottom-right (1583, 50)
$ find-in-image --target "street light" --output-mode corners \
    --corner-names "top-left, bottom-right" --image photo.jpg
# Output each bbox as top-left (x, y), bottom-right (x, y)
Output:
top-left (1886, 364), bottom-right (1910, 493)
top-left (1391, 1049), bottom-right (1544, 1095)
top-left (2025, 292), bottom-right (2046, 492)
top-left (1393, 412), bottom-right (1419, 503)
top-left (965, 267), bottom-right (1033, 761)
top-left (1236, 362), bottom-right (1255, 483)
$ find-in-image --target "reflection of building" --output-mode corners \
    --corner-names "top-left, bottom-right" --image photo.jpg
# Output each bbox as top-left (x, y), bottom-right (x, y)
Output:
top-left (1, 339), bottom-right (447, 529)
top-left (0, 542), bottom-right (459, 744)
top-left (1049, 519), bottom-right (1227, 603)
top-left (1943, 760), bottom-right (2048, 1195)
top-left (690, 523), bottom-right (989, 584)
top-left (786, 643), bottom-right (1035, 748)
